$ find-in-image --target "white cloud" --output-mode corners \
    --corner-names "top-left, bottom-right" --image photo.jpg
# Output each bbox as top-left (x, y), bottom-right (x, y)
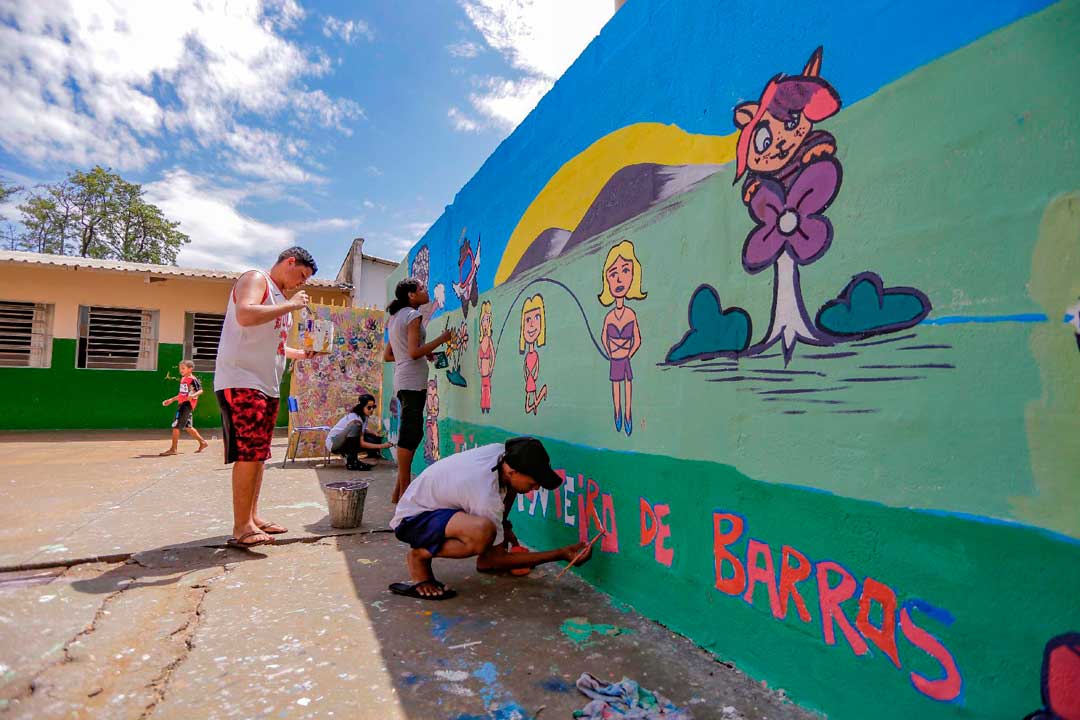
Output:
top-left (322, 16), bottom-right (375, 44)
top-left (366, 219), bottom-right (437, 262)
top-left (458, 0), bottom-right (612, 130)
top-left (144, 169), bottom-right (295, 271)
top-left (223, 126), bottom-right (316, 184)
top-left (286, 217), bottom-right (362, 233)
top-left (447, 106), bottom-right (482, 133)
top-left (0, 0), bottom-right (362, 181)
top-left (366, 165), bottom-right (384, 177)
top-left (447, 40), bottom-right (483, 58)
top-left (466, 76), bottom-right (549, 132)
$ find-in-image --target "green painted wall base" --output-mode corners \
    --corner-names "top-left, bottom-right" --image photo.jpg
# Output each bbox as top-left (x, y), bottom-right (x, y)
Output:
top-left (436, 418), bottom-right (1080, 720)
top-left (1, 339), bottom-right (291, 431)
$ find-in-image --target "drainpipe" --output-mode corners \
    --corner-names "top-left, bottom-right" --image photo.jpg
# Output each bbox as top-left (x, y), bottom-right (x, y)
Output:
top-left (349, 237), bottom-right (365, 308)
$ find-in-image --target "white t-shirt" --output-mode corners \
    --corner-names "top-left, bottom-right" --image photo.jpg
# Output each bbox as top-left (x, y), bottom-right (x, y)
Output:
top-left (214, 270), bottom-right (291, 397)
top-left (390, 443), bottom-right (507, 543)
top-left (325, 412), bottom-right (361, 451)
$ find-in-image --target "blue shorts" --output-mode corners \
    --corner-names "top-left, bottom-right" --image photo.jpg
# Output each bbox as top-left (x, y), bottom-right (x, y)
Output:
top-left (394, 509), bottom-right (460, 556)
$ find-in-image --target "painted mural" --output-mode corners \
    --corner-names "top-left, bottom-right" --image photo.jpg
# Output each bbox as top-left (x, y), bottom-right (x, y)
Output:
top-left (289, 305), bottom-right (383, 458)
top-left (384, 2), bottom-right (1080, 718)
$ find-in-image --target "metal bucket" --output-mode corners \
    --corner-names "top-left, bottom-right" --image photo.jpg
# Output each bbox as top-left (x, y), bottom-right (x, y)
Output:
top-left (323, 481), bottom-right (369, 529)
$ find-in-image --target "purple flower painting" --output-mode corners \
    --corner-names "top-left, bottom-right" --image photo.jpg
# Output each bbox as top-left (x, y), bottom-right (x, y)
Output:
top-left (743, 159), bottom-right (840, 273)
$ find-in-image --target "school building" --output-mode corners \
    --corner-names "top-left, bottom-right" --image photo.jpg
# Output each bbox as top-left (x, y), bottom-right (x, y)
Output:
top-left (0, 239), bottom-right (396, 430)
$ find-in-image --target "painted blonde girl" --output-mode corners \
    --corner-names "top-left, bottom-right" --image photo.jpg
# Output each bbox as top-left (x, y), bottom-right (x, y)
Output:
top-left (599, 240), bottom-right (646, 436)
top-left (477, 301), bottom-right (496, 413)
top-left (519, 294), bottom-right (548, 415)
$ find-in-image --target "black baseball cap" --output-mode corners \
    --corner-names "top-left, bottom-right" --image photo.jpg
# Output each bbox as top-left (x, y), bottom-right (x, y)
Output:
top-left (502, 437), bottom-right (563, 490)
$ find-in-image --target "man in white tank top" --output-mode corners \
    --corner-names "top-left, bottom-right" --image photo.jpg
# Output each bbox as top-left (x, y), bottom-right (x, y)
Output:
top-left (214, 247), bottom-right (318, 548)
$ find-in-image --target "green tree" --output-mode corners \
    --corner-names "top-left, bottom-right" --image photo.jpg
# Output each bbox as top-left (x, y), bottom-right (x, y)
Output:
top-left (17, 167), bottom-right (190, 264)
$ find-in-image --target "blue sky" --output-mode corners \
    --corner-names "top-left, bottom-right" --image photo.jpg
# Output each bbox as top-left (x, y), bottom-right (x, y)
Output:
top-left (0, 0), bottom-right (612, 274)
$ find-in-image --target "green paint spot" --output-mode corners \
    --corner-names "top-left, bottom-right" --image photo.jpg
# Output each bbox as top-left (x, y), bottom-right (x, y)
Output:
top-left (608, 597), bottom-right (632, 614)
top-left (560, 616), bottom-right (632, 647)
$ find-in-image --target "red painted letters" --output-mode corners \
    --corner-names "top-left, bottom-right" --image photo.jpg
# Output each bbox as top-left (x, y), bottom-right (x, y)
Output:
top-left (778, 545), bottom-right (813, 623)
top-left (816, 561), bottom-right (870, 656)
top-left (712, 512), bottom-right (746, 595)
top-left (857, 577), bottom-right (901, 668)
top-left (743, 540), bottom-right (783, 619)
top-left (900, 606), bottom-right (963, 702)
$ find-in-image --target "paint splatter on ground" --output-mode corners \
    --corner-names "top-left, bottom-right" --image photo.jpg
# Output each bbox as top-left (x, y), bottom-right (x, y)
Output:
top-left (538, 676), bottom-right (573, 693)
top-left (559, 617), bottom-right (632, 648)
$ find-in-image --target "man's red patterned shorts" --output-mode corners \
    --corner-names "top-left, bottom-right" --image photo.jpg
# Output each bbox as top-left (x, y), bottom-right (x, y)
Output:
top-left (216, 388), bottom-right (280, 464)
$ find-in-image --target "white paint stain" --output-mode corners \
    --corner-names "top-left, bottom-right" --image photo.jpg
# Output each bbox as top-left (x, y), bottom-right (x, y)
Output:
top-left (38, 595), bottom-right (56, 603)
top-left (444, 684), bottom-right (475, 697)
top-left (297, 697), bottom-right (311, 706)
top-left (435, 670), bottom-right (469, 682)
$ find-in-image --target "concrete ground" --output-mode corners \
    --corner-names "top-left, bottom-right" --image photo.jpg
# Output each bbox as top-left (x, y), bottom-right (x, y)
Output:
top-left (0, 431), bottom-right (818, 720)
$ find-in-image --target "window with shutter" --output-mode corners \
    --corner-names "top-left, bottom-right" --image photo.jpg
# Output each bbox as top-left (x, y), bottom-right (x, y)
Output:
top-left (77, 306), bottom-right (159, 371)
top-left (184, 312), bottom-right (225, 372)
top-left (0, 301), bottom-right (53, 368)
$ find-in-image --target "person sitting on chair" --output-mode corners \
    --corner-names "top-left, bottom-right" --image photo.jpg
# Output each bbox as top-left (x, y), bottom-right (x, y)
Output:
top-left (326, 394), bottom-right (393, 470)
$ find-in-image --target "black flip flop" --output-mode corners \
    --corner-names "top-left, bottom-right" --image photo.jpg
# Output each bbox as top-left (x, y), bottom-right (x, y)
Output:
top-left (226, 531), bottom-right (274, 549)
top-left (389, 581), bottom-right (457, 601)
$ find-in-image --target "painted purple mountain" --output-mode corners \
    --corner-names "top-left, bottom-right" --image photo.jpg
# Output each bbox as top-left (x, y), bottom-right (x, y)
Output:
top-left (507, 228), bottom-right (573, 279)
top-left (508, 163), bottom-right (725, 280)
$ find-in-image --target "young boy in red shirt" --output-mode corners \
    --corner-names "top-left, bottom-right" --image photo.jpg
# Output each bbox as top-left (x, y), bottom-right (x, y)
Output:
top-left (160, 360), bottom-right (209, 456)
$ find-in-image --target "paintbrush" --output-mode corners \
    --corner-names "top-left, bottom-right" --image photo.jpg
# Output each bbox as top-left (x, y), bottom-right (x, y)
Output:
top-left (554, 529), bottom-right (605, 580)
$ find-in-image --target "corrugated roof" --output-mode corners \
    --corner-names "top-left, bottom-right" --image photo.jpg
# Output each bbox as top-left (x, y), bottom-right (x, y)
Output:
top-left (0, 250), bottom-right (347, 288)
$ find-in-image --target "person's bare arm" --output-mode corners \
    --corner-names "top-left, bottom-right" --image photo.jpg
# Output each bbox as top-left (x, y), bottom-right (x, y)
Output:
top-left (476, 541), bottom-right (591, 573)
top-left (383, 342), bottom-right (395, 362)
top-left (407, 316), bottom-right (451, 360)
top-left (283, 346), bottom-right (315, 360)
top-left (501, 490), bottom-right (519, 548)
top-left (233, 271), bottom-right (307, 327)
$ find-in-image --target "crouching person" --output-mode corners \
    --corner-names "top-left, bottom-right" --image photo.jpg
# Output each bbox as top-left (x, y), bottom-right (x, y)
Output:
top-left (388, 437), bottom-right (591, 600)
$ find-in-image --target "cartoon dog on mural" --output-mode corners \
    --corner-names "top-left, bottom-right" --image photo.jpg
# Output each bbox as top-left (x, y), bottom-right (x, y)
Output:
top-left (452, 229), bottom-right (481, 319)
top-left (732, 46), bottom-right (843, 361)
top-left (477, 300), bottom-right (496, 413)
top-left (520, 294), bottom-right (549, 414)
top-left (599, 240), bottom-right (646, 436)
top-left (423, 377), bottom-right (440, 463)
top-left (666, 46), bottom-right (931, 370)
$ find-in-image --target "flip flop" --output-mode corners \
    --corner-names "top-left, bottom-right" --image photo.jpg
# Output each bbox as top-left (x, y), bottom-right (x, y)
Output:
top-left (256, 521), bottom-right (288, 534)
top-left (389, 581), bottom-right (457, 601)
top-left (226, 531), bottom-right (274, 549)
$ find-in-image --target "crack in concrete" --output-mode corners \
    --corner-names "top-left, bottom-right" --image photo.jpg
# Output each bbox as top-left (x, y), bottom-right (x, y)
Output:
top-left (11, 559), bottom-right (235, 716)
top-left (136, 567), bottom-right (227, 720)
top-left (19, 575), bottom-right (139, 702)
top-left (0, 528), bottom-right (391, 574)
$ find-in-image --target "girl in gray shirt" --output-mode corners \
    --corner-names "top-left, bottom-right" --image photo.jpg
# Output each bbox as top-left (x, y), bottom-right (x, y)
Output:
top-left (384, 278), bottom-right (452, 502)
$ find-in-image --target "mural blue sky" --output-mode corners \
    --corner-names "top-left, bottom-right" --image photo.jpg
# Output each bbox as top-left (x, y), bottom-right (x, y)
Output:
top-left (0, 0), bottom-right (613, 272)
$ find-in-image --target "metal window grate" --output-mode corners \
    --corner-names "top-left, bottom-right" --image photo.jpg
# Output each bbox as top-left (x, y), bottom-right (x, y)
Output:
top-left (0, 301), bottom-right (53, 368)
top-left (77, 305), bottom-right (158, 370)
top-left (184, 312), bottom-right (225, 372)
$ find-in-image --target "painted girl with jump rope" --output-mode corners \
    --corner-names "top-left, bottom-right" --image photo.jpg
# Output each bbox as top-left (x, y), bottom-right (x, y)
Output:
top-left (519, 294), bottom-right (548, 414)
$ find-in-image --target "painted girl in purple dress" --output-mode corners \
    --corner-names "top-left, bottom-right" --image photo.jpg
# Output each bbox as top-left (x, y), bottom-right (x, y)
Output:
top-left (599, 240), bottom-right (646, 436)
